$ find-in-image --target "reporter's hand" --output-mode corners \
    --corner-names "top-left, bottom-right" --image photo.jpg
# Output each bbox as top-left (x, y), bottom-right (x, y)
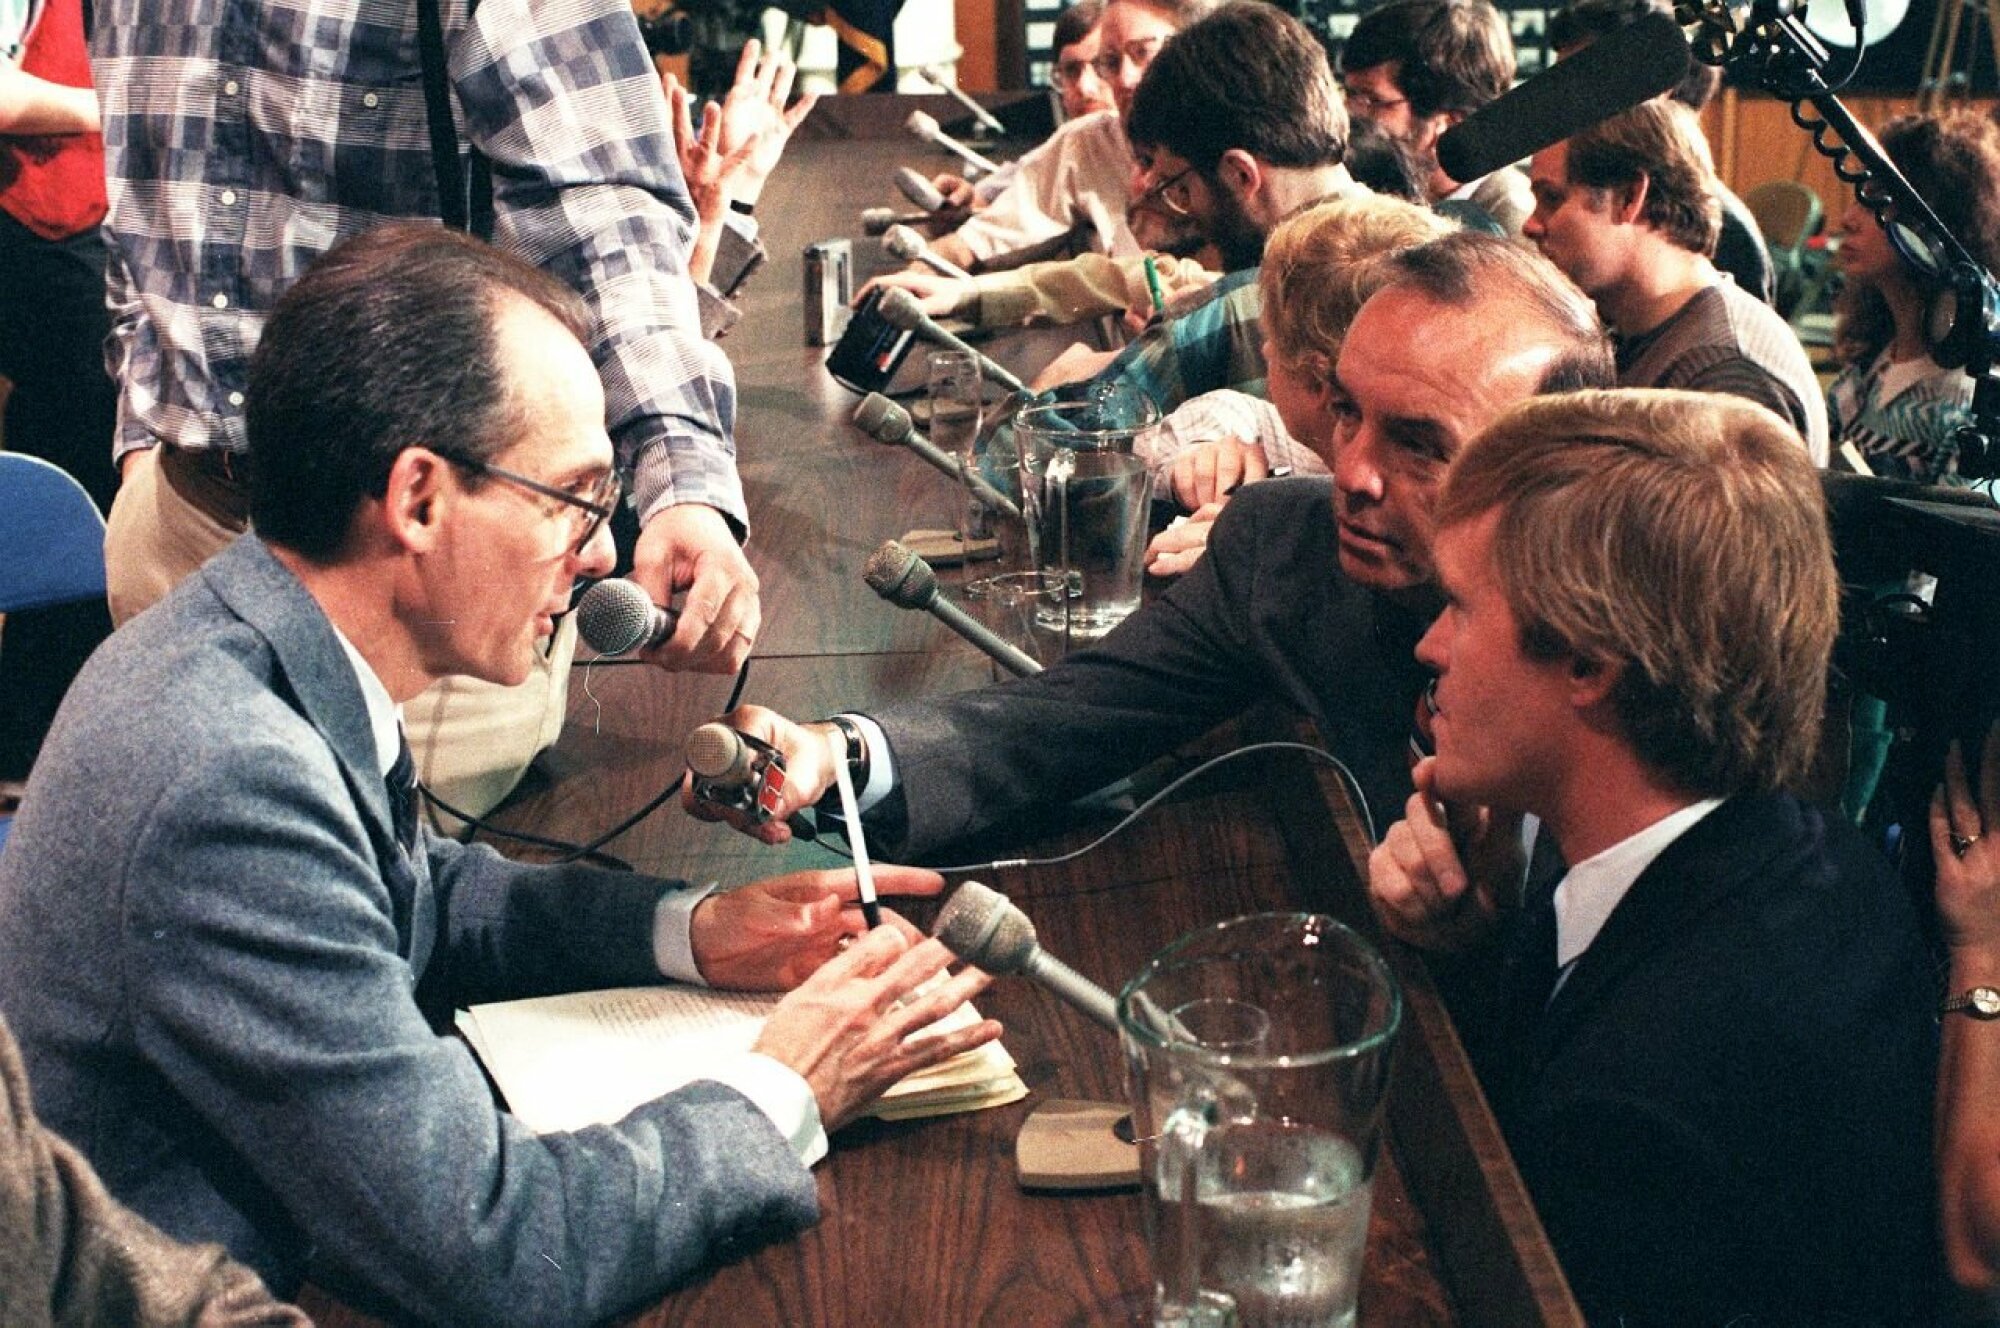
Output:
top-left (853, 267), bottom-right (975, 318)
top-left (1933, 725), bottom-right (2000, 956)
top-left (930, 173), bottom-right (979, 210)
top-left (1369, 757), bottom-right (1521, 952)
top-left (1166, 437), bottom-right (1268, 510)
top-left (631, 503), bottom-right (761, 674)
top-left (691, 865), bottom-right (941, 990)
top-left (754, 930), bottom-right (1000, 1133)
top-left (1145, 501), bottom-right (1223, 578)
top-left (679, 705), bottom-right (845, 845)
top-left (712, 38), bottom-right (817, 208)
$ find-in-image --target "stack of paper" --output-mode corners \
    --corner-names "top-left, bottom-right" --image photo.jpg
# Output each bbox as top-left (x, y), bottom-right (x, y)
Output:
top-left (457, 984), bottom-right (1025, 1135)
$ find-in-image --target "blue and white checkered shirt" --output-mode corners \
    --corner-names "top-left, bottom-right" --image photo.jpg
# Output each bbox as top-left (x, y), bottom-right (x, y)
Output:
top-left (94, 0), bottom-right (745, 530)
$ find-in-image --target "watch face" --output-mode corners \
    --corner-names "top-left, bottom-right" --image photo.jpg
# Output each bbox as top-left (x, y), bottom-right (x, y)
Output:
top-left (1974, 987), bottom-right (2000, 1018)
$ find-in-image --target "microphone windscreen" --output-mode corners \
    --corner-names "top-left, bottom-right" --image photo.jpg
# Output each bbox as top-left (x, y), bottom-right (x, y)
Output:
top-left (575, 578), bottom-right (659, 656)
top-left (863, 539), bottom-right (938, 610)
top-left (685, 723), bottom-right (755, 783)
top-left (894, 166), bottom-right (947, 212)
top-left (1434, 11), bottom-right (1690, 185)
top-left (853, 392), bottom-right (912, 443)
top-left (882, 225), bottom-right (927, 261)
top-left (862, 206), bottom-right (898, 236)
top-left (876, 287), bottom-right (926, 332)
top-left (933, 881), bottom-right (1038, 973)
top-left (905, 109), bottom-right (942, 142)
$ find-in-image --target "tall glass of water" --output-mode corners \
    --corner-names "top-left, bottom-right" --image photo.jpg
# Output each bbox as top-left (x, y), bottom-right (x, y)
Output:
top-left (1119, 914), bottom-right (1402, 1328)
top-left (1015, 385), bottom-right (1158, 640)
top-left (925, 349), bottom-right (987, 566)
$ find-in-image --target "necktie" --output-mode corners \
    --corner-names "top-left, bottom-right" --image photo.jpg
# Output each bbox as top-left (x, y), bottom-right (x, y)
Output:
top-left (387, 730), bottom-right (421, 857)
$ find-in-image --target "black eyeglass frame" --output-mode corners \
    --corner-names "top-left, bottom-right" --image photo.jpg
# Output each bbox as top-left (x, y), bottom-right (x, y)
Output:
top-left (442, 453), bottom-right (621, 555)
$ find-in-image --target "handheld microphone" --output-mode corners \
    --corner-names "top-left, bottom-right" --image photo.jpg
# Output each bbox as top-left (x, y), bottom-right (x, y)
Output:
top-left (1435, 11), bottom-right (1691, 184)
top-left (875, 288), bottom-right (1031, 396)
top-left (576, 578), bottom-right (678, 655)
top-left (916, 66), bottom-right (1008, 137)
top-left (933, 882), bottom-right (1117, 1029)
top-left (904, 109), bottom-right (1000, 178)
top-left (864, 540), bottom-right (1042, 677)
top-left (883, 224), bottom-right (974, 281)
top-left (894, 166), bottom-right (950, 212)
top-left (862, 206), bottom-right (940, 236)
top-left (685, 722), bottom-right (791, 824)
top-left (852, 393), bottom-right (1022, 521)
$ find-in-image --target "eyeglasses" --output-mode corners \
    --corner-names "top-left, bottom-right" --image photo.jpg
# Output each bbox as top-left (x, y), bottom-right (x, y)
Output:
top-left (1090, 37), bottom-right (1164, 80)
top-left (1341, 86), bottom-right (1409, 118)
top-left (1133, 162), bottom-right (1199, 219)
top-left (1051, 56), bottom-right (1094, 89)
top-left (444, 454), bottom-right (621, 556)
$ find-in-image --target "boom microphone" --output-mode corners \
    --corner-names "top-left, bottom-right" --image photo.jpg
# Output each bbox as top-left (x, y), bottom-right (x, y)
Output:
top-left (904, 109), bottom-right (1000, 178)
top-left (894, 166), bottom-right (949, 212)
top-left (932, 881), bottom-right (1117, 1030)
top-left (917, 66), bottom-right (1008, 136)
top-left (875, 288), bottom-right (1031, 395)
top-left (864, 540), bottom-right (1042, 677)
top-left (883, 224), bottom-right (974, 280)
top-left (576, 578), bottom-right (677, 655)
top-left (852, 393), bottom-right (1022, 520)
top-left (1434, 11), bottom-right (1692, 184)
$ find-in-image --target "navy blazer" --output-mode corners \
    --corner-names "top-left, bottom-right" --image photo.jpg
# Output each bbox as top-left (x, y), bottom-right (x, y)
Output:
top-left (0, 537), bottom-right (817, 1327)
top-left (1476, 793), bottom-right (1940, 1326)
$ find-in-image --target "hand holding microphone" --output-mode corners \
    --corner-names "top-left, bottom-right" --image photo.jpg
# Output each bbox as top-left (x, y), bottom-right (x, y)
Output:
top-left (576, 578), bottom-right (678, 655)
top-left (680, 706), bottom-right (851, 845)
top-left (893, 165), bottom-right (951, 212)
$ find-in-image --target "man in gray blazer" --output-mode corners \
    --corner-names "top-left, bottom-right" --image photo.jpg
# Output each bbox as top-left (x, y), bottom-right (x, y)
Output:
top-left (0, 222), bottom-right (997, 1326)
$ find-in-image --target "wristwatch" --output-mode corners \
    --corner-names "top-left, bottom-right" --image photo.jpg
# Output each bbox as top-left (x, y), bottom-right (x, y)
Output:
top-left (1941, 985), bottom-right (2000, 1019)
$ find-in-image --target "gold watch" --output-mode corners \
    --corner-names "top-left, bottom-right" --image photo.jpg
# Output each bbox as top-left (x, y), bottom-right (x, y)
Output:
top-left (1941, 986), bottom-right (2000, 1019)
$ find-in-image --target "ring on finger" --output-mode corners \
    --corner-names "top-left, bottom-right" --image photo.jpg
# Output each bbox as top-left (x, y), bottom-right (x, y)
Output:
top-left (1952, 830), bottom-right (1981, 857)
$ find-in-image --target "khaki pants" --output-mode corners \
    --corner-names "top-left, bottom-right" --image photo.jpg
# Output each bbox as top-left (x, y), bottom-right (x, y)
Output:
top-left (105, 448), bottom-right (573, 821)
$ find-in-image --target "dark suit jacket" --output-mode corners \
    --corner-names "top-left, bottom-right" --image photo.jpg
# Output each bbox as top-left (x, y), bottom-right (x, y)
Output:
top-left (0, 537), bottom-right (817, 1327)
top-left (1470, 793), bottom-right (1940, 1326)
top-left (866, 478), bottom-right (1433, 862)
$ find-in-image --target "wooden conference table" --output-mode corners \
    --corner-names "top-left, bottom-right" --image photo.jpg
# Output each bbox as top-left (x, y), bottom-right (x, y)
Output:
top-left (301, 98), bottom-right (1581, 1326)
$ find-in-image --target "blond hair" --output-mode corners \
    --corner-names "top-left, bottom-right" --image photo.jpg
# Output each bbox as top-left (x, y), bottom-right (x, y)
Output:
top-left (1438, 388), bottom-right (1837, 796)
top-left (1257, 194), bottom-right (1455, 391)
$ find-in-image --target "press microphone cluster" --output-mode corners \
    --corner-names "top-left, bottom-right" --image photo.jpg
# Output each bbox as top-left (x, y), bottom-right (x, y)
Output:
top-left (932, 882), bottom-right (1117, 1029)
top-left (875, 287), bottom-right (1031, 396)
top-left (864, 540), bottom-right (1042, 677)
top-left (894, 166), bottom-right (950, 213)
top-left (1435, 11), bottom-right (1691, 184)
top-left (576, 578), bottom-right (677, 655)
top-left (904, 109), bottom-right (1000, 179)
top-left (852, 393), bottom-right (1022, 520)
top-left (883, 224), bottom-right (973, 281)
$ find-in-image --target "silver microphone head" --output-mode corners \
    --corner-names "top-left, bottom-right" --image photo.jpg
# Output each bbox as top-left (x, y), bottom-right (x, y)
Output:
top-left (876, 286), bottom-right (925, 332)
top-left (852, 392), bottom-right (914, 444)
top-left (893, 166), bottom-right (947, 212)
top-left (685, 723), bottom-right (755, 783)
top-left (904, 109), bottom-right (942, 143)
top-left (933, 881), bottom-right (1039, 974)
top-left (575, 578), bottom-right (658, 656)
top-left (862, 539), bottom-right (939, 610)
top-left (861, 206), bottom-right (899, 236)
top-left (882, 224), bottom-right (927, 262)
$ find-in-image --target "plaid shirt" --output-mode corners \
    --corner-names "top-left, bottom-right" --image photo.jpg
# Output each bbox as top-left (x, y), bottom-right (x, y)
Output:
top-left (95, 0), bottom-right (744, 529)
top-left (1098, 268), bottom-right (1267, 415)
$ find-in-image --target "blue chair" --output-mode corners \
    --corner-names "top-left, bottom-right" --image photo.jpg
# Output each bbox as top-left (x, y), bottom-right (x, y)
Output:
top-left (0, 452), bottom-right (108, 849)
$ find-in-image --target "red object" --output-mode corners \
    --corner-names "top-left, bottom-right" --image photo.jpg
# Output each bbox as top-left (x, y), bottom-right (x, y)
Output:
top-left (1, 0), bottom-right (107, 240)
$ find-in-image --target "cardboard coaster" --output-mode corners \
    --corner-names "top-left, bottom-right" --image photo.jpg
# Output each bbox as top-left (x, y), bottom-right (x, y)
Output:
top-left (1015, 1099), bottom-right (1142, 1191)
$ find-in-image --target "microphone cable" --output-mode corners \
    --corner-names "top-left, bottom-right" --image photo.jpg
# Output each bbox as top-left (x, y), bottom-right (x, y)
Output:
top-left (805, 740), bottom-right (1377, 889)
top-left (417, 642), bottom-right (757, 868)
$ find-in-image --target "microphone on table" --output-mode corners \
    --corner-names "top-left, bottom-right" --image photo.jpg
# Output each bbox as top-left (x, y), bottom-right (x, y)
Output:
top-left (883, 224), bottom-right (974, 281)
top-left (904, 109), bottom-right (1000, 179)
top-left (862, 206), bottom-right (944, 236)
top-left (576, 578), bottom-right (678, 655)
top-left (875, 288), bottom-right (1031, 396)
top-left (1435, 11), bottom-right (1691, 183)
top-left (916, 66), bottom-right (1008, 137)
top-left (864, 540), bottom-right (1042, 677)
top-left (933, 881), bottom-right (1117, 1030)
top-left (853, 393), bottom-right (1022, 521)
top-left (893, 166), bottom-right (951, 213)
